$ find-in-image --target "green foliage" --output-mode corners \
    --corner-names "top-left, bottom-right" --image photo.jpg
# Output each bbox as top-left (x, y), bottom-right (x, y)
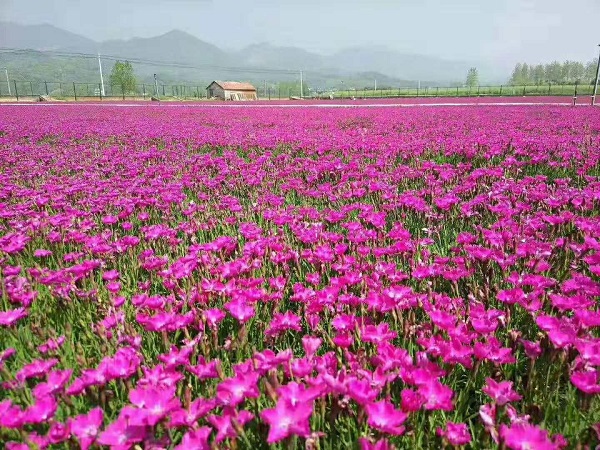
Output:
top-left (276, 81), bottom-right (310, 98)
top-left (466, 67), bottom-right (479, 87)
top-left (109, 61), bottom-right (137, 94)
top-left (510, 59), bottom-right (597, 85)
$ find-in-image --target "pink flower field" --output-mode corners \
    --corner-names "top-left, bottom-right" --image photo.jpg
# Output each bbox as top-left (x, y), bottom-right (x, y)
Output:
top-left (1, 104), bottom-right (600, 449)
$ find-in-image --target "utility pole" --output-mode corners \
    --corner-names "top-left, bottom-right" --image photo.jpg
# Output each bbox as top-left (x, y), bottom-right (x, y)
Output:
top-left (154, 74), bottom-right (159, 97)
top-left (97, 54), bottom-right (105, 97)
top-left (593, 44), bottom-right (600, 106)
top-left (300, 70), bottom-right (303, 98)
top-left (374, 79), bottom-right (377, 91)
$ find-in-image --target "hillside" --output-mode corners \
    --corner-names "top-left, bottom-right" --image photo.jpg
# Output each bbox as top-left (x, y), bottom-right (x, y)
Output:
top-left (0, 22), bottom-right (490, 87)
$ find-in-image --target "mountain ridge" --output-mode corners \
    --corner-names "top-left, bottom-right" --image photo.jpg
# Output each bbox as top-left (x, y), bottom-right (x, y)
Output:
top-left (0, 21), bottom-right (499, 85)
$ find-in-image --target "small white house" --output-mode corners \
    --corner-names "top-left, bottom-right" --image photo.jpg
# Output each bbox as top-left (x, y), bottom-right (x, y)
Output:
top-left (206, 81), bottom-right (258, 101)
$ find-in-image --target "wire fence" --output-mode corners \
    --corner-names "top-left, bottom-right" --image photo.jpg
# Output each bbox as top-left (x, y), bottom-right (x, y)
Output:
top-left (325, 83), bottom-right (596, 99)
top-left (0, 80), bottom-right (595, 101)
top-left (0, 81), bottom-right (210, 100)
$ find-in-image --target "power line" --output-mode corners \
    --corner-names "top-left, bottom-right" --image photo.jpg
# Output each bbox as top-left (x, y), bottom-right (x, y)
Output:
top-left (0, 47), bottom-right (301, 75)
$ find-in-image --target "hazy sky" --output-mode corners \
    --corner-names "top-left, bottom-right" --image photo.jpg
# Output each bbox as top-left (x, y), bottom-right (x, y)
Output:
top-left (2, 0), bottom-right (599, 67)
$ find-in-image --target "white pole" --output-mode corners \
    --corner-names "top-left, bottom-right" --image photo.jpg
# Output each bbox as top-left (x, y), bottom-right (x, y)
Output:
top-left (593, 44), bottom-right (600, 106)
top-left (5, 69), bottom-right (10, 96)
top-left (374, 79), bottom-right (377, 91)
top-left (300, 70), bottom-right (303, 98)
top-left (98, 54), bottom-right (105, 97)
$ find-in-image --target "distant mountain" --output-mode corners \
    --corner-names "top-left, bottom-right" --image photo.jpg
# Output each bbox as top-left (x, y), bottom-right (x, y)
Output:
top-left (0, 22), bottom-right (499, 86)
top-left (234, 43), bottom-right (326, 71)
top-left (329, 46), bottom-right (472, 82)
top-left (0, 21), bottom-right (95, 52)
top-left (100, 30), bottom-right (231, 66)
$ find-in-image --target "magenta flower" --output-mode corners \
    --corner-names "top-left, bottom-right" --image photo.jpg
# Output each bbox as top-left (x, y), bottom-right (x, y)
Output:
top-left (169, 397), bottom-right (217, 427)
top-left (203, 308), bottom-right (226, 328)
top-left (482, 378), bottom-right (522, 405)
top-left (418, 379), bottom-right (454, 411)
top-left (216, 372), bottom-right (260, 406)
top-left (97, 415), bottom-right (147, 447)
top-left (520, 339), bottom-right (542, 360)
top-left (70, 407), bottom-right (104, 450)
top-left (437, 422), bottom-right (472, 446)
top-left (0, 399), bottom-right (24, 429)
top-left (361, 323), bottom-right (398, 345)
top-left (47, 421), bottom-right (71, 445)
top-left (401, 389), bottom-right (424, 412)
top-left (102, 269), bottom-right (120, 281)
top-left (5, 443), bottom-right (29, 450)
top-left (364, 399), bottom-right (407, 435)
top-left (359, 437), bottom-right (395, 450)
top-left (265, 311), bottom-right (302, 337)
top-left (260, 397), bottom-right (313, 443)
top-left (570, 370), bottom-right (600, 394)
top-left (277, 381), bottom-right (323, 406)
top-left (37, 336), bottom-right (66, 354)
top-left (302, 336), bottom-right (322, 358)
top-left (0, 232), bottom-right (30, 254)
top-left (224, 298), bottom-right (255, 323)
top-left (23, 396), bottom-right (57, 424)
top-left (500, 423), bottom-right (559, 450)
top-left (128, 385), bottom-right (181, 426)
top-left (174, 427), bottom-right (212, 450)
top-left (348, 377), bottom-right (381, 405)
top-left (208, 408), bottom-right (254, 443)
top-left (0, 307), bottom-right (28, 327)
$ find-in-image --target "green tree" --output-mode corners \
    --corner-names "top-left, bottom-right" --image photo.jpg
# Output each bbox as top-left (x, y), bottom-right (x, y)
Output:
top-left (545, 61), bottom-right (563, 84)
top-left (510, 63), bottom-right (523, 85)
top-left (532, 64), bottom-right (545, 85)
top-left (585, 60), bottom-right (597, 84)
top-left (571, 61), bottom-right (585, 83)
top-left (465, 67), bottom-right (479, 87)
top-left (519, 63), bottom-right (530, 85)
top-left (109, 61), bottom-right (137, 95)
top-left (561, 61), bottom-right (573, 83)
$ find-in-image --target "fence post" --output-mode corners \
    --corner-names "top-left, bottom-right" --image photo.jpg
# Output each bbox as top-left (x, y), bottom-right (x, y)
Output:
top-left (73, 82), bottom-right (77, 101)
top-left (143, 84), bottom-right (146, 98)
top-left (45, 81), bottom-right (49, 96)
top-left (14, 81), bottom-right (19, 101)
top-left (548, 83), bottom-right (551, 95)
top-left (573, 82), bottom-right (578, 106)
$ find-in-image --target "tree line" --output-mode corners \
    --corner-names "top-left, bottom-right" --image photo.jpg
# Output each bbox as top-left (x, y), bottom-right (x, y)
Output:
top-left (509, 60), bottom-right (598, 85)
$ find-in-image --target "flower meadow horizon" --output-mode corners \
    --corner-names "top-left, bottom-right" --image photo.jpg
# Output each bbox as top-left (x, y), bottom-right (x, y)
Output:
top-left (0, 104), bottom-right (600, 448)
